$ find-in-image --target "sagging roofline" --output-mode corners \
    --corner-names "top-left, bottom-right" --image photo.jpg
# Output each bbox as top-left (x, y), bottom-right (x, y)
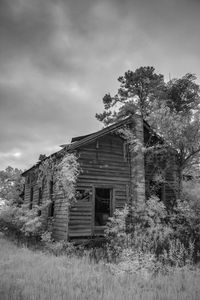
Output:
top-left (21, 115), bottom-right (161, 176)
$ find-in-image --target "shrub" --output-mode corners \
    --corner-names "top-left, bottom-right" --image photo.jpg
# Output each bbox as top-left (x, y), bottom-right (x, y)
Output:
top-left (105, 197), bottom-right (173, 260)
top-left (160, 239), bottom-right (194, 267)
top-left (104, 194), bottom-right (198, 270)
top-left (104, 205), bottom-right (130, 262)
top-left (131, 196), bottom-right (173, 256)
top-left (41, 231), bottom-right (76, 256)
top-left (0, 204), bottom-right (44, 242)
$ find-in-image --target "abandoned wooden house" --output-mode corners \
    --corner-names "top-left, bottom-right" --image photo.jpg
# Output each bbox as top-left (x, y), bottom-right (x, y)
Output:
top-left (22, 115), bottom-right (178, 240)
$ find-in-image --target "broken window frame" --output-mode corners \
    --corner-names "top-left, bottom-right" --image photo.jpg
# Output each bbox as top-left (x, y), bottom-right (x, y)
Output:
top-left (30, 187), bottom-right (33, 210)
top-left (48, 180), bottom-right (54, 217)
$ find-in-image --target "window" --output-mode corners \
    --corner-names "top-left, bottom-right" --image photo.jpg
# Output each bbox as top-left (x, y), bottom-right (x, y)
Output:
top-left (76, 189), bottom-right (90, 201)
top-left (149, 180), bottom-right (165, 201)
top-left (30, 187), bottom-right (33, 210)
top-left (95, 188), bottom-right (112, 226)
top-left (123, 142), bottom-right (128, 162)
top-left (48, 181), bottom-right (54, 217)
top-left (96, 140), bottom-right (99, 160)
top-left (38, 187), bottom-right (42, 216)
top-left (27, 176), bottom-right (30, 184)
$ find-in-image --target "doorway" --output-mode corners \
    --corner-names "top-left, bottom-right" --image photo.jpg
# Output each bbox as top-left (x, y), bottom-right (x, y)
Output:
top-left (94, 188), bottom-right (112, 227)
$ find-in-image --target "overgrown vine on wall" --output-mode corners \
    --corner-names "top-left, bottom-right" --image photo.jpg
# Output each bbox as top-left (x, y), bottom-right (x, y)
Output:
top-left (37, 156), bottom-right (57, 190)
top-left (117, 127), bottom-right (178, 207)
top-left (54, 153), bottom-right (80, 204)
top-left (118, 127), bottom-right (144, 154)
top-left (36, 151), bottom-right (80, 206)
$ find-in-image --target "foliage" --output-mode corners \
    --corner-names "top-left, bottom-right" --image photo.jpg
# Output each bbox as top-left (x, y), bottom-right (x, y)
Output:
top-left (37, 156), bottom-right (57, 190)
top-left (130, 196), bottom-right (173, 255)
top-left (41, 231), bottom-right (76, 256)
top-left (96, 66), bottom-right (200, 189)
top-left (0, 166), bottom-right (24, 204)
top-left (160, 239), bottom-right (194, 268)
top-left (104, 205), bottom-right (130, 261)
top-left (37, 152), bottom-right (80, 205)
top-left (38, 154), bottom-right (47, 161)
top-left (104, 191), bottom-right (200, 269)
top-left (166, 73), bottom-right (200, 114)
top-left (96, 67), bottom-right (200, 126)
top-left (0, 203), bottom-right (44, 241)
top-left (104, 198), bottom-right (173, 263)
top-left (168, 180), bottom-right (200, 261)
top-left (118, 127), bottom-right (144, 153)
top-left (0, 152), bottom-right (80, 246)
top-left (96, 66), bottom-right (165, 124)
top-left (148, 104), bottom-right (200, 186)
top-left (54, 153), bottom-right (80, 203)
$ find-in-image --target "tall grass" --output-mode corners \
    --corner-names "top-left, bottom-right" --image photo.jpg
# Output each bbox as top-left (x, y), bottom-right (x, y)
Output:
top-left (0, 234), bottom-right (200, 300)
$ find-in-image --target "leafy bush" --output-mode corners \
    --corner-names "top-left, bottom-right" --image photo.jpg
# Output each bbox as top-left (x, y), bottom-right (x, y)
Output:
top-left (104, 193), bottom-right (200, 270)
top-left (41, 231), bottom-right (76, 256)
top-left (104, 204), bottom-right (130, 261)
top-left (130, 196), bottom-right (173, 256)
top-left (0, 204), bottom-right (44, 242)
top-left (105, 197), bottom-right (173, 261)
top-left (160, 239), bottom-right (194, 267)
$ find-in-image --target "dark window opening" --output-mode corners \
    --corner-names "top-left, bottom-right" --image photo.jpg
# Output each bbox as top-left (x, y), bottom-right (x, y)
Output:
top-left (48, 181), bottom-right (54, 217)
top-left (149, 180), bottom-right (165, 201)
top-left (38, 188), bottom-right (42, 216)
top-left (76, 189), bottom-right (90, 201)
top-left (30, 187), bottom-right (33, 210)
top-left (95, 188), bottom-right (111, 226)
top-left (96, 140), bottom-right (99, 160)
top-left (123, 142), bottom-right (128, 162)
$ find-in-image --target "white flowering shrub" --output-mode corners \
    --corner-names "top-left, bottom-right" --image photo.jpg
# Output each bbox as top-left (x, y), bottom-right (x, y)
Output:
top-left (104, 205), bottom-right (130, 262)
top-left (54, 153), bottom-right (80, 204)
top-left (0, 204), bottom-right (44, 241)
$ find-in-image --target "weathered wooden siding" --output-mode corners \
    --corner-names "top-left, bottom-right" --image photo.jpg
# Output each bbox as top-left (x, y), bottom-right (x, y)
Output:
top-left (52, 192), bottom-right (69, 240)
top-left (23, 172), bottom-right (69, 240)
top-left (68, 133), bottom-right (131, 238)
top-left (22, 116), bottom-right (179, 241)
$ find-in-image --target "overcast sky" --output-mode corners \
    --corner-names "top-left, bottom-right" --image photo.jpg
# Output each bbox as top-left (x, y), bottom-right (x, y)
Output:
top-left (0, 0), bottom-right (200, 170)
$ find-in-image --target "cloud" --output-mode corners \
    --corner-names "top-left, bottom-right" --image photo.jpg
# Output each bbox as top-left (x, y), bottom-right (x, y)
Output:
top-left (0, 0), bottom-right (200, 169)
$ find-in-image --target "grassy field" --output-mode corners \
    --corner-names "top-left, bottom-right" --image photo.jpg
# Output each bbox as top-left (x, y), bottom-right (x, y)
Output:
top-left (0, 234), bottom-right (200, 300)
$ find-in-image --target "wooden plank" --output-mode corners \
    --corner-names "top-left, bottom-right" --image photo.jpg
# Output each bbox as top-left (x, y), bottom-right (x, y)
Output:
top-left (78, 175), bottom-right (129, 181)
top-left (68, 232), bottom-right (91, 237)
top-left (70, 213), bottom-right (92, 217)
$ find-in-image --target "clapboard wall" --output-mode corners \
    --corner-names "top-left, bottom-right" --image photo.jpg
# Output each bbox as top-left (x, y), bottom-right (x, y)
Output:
top-left (22, 117), bottom-right (179, 241)
top-left (68, 133), bottom-right (131, 238)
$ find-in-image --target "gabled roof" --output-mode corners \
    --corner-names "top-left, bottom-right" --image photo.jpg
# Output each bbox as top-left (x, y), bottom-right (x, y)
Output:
top-left (22, 114), bottom-right (149, 176)
top-left (61, 115), bottom-right (136, 151)
top-left (71, 133), bottom-right (93, 143)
